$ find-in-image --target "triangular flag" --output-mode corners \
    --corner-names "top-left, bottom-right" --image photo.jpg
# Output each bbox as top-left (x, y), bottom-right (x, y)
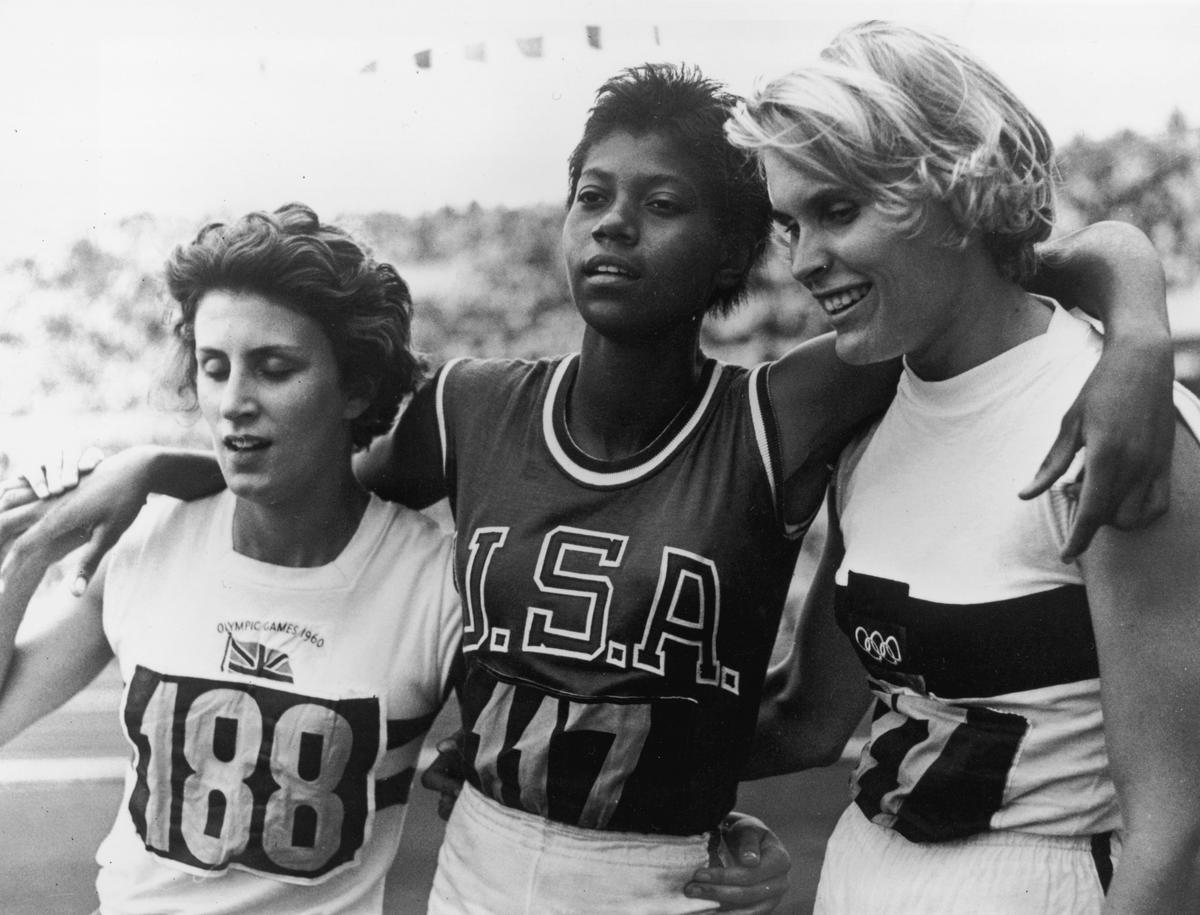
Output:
top-left (360, 60), bottom-right (378, 74)
top-left (586, 25), bottom-right (601, 49)
top-left (464, 42), bottom-right (486, 62)
top-left (516, 36), bottom-right (543, 58)
top-left (414, 49), bottom-right (432, 69)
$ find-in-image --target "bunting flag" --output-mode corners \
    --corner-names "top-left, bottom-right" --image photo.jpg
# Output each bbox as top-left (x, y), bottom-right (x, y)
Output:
top-left (398, 25), bottom-right (662, 71)
top-left (360, 60), bottom-right (378, 74)
top-left (516, 36), bottom-right (543, 58)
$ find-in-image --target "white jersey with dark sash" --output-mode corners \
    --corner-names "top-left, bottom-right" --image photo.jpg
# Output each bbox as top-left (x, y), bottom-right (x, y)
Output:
top-left (96, 492), bottom-right (460, 914)
top-left (834, 305), bottom-right (1119, 842)
top-left (423, 354), bottom-right (804, 836)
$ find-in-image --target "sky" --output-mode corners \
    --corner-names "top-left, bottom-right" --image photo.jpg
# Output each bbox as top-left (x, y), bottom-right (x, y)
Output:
top-left (1, 0), bottom-right (1198, 259)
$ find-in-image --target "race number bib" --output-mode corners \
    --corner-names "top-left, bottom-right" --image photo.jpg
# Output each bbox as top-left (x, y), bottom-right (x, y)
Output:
top-left (122, 665), bottom-right (381, 881)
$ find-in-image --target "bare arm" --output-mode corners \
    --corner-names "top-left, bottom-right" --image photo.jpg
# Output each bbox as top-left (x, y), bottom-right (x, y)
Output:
top-left (1078, 422), bottom-right (1200, 913)
top-left (0, 539), bottom-right (112, 746)
top-left (0, 375), bottom-right (451, 592)
top-left (354, 378), bottom-right (447, 508)
top-left (1025, 221), bottom-right (1174, 558)
top-left (766, 336), bottom-right (899, 530)
top-left (743, 496), bottom-right (871, 779)
top-left (0, 446), bottom-right (220, 597)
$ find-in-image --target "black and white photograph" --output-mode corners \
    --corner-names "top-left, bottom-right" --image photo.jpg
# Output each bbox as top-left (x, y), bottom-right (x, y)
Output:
top-left (2, 1), bottom-right (1198, 912)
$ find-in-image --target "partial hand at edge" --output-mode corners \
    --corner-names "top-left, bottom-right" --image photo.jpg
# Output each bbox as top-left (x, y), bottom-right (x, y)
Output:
top-left (15, 446), bottom-right (104, 499)
top-left (684, 812), bottom-right (791, 914)
top-left (1020, 339), bottom-right (1174, 561)
top-left (0, 449), bottom-right (149, 597)
top-left (420, 731), bottom-right (467, 822)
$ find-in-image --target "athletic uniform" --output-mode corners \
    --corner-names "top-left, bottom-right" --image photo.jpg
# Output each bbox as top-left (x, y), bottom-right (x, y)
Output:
top-left (396, 354), bottom-right (807, 913)
top-left (94, 491), bottom-right (460, 915)
top-left (816, 304), bottom-right (1200, 913)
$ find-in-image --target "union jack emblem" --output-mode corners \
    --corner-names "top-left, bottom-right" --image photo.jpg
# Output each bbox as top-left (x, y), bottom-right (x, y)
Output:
top-left (221, 634), bottom-right (294, 683)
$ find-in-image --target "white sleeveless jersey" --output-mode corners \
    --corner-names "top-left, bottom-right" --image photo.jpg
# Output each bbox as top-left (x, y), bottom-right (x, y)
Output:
top-left (95, 491), bottom-right (460, 914)
top-left (834, 304), bottom-right (1200, 842)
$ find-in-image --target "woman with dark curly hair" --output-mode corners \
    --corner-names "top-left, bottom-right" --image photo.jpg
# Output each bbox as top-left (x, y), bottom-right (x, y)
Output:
top-left (0, 204), bottom-right (462, 913)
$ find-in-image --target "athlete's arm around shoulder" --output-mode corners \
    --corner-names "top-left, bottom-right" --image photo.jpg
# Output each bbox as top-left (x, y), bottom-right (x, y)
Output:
top-left (1025, 220), bottom-right (1175, 557)
top-left (356, 356), bottom-right (522, 509)
top-left (743, 489), bottom-right (871, 779)
top-left (765, 335), bottom-right (899, 527)
top-left (1077, 415), bottom-right (1200, 913)
top-left (355, 362), bottom-right (453, 506)
top-left (354, 374), bottom-right (446, 509)
top-left (0, 544), bottom-right (113, 746)
top-left (0, 446), bottom-right (220, 600)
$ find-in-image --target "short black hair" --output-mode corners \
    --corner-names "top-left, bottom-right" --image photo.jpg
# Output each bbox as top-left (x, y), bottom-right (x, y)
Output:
top-left (567, 63), bottom-right (772, 315)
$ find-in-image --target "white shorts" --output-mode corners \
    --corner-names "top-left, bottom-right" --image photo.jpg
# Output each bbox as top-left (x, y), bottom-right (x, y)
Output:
top-left (815, 805), bottom-right (1118, 915)
top-left (427, 782), bottom-right (718, 915)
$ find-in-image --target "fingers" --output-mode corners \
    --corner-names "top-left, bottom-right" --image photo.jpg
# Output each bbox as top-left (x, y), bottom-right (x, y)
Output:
top-left (684, 869), bottom-right (789, 913)
top-left (15, 446), bottom-right (103, 500)
top-left (0, 475), bottom-right (36, 502)
top-left (69, 524), bottom-right (123, 596)
top-left (1062, 468), bottom-right (1172, 561)
top-left (686, 813), bottom-right (791, 911)
top-left (20, 464), bottom-right (51, 500)
top-left (436, 791), bottom-right (458, 822)
top-left (1019, 414), bottom-right (1081, 500)
top-left (0, 511), bottom-right (90, 599)
top-left (719, 813), bottom-right (764, 868)
top-left (420, 734), bottom-right (466, 822)
top-left (0, 498), bottom-right (53, 563)
top-left (79, 446), bottom-right (105, 475)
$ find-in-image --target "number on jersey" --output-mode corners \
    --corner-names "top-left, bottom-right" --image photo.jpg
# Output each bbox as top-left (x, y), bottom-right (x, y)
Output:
top-left (123, 665), bottom-right (380, 881)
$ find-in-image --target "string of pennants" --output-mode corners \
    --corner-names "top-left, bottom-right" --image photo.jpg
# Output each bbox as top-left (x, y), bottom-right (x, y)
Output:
top-left (390, 25), bottom-right (661, 71)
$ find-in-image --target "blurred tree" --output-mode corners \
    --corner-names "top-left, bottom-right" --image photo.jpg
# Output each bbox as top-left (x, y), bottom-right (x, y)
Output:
top-left (1057, 115), bottom-right (1200, 288)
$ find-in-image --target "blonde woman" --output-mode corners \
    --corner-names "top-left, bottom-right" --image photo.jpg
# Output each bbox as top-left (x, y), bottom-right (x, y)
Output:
top-left (728, 20), bottom-right (1200, 914)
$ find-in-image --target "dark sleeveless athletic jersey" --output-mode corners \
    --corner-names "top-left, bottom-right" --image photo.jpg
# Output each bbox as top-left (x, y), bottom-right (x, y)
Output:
top-left (400, 354), bottom-right (807, 835)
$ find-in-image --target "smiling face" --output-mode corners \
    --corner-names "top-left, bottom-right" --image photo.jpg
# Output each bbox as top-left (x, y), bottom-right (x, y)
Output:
top-left (193, 289), bottom-right (366, 508)
top-left (763, 150), bottom-right (978, 376)
top-left (562, 129), bottom-right (741, 343)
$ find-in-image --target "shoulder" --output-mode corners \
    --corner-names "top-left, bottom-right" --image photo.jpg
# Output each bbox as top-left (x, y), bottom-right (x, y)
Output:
top-left (113, 492), bottom-right (223, 559)
top-left (438, 354), bottom-right (575, 422)
top-left (367, 497), bottom-right (453, 561)
top-left (441, 354), bottom-right (565, 392)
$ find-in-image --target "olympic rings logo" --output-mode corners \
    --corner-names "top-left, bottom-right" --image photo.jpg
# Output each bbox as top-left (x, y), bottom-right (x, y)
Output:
top-left (854, 626), bottom-right (902, 665)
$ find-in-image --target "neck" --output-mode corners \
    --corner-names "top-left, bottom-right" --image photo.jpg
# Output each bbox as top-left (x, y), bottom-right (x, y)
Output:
top-left (231, 470), bottom-right (369, 567)
top-left (908, 255), bottom-right (1052, 381)
top-left (570, 325), bottom-right (706, 460)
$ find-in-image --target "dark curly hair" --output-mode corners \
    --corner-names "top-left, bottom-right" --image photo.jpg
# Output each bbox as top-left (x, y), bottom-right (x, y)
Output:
top-left (165, 203), bottom-right (422, 449)
top-left (566, 63), bottom-right (772, 316)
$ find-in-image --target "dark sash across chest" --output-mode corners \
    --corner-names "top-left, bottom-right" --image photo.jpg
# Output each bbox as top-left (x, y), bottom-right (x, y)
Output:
top-left (835, 571), bottom-right (1098, 698)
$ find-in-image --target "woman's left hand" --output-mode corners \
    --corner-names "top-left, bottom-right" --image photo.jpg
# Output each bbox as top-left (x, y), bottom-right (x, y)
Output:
top-left (684, 812), bottom-right (790, 913)
top-left (1020, 334), bottom-right (1175, 561)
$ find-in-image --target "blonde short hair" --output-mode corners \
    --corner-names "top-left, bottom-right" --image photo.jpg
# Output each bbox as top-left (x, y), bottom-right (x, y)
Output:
top-left (726, 20), bottom-right (1055, 281)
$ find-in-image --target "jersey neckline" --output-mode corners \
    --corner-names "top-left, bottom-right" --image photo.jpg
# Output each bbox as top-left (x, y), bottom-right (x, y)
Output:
top-left (543, 354), bottom-right (723, 487)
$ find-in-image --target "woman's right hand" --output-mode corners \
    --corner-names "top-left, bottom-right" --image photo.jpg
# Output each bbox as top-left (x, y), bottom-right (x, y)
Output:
top-left (0, 446), bottom-right (156, 596)
top-left (10, 445), bottom-right (105, 500)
